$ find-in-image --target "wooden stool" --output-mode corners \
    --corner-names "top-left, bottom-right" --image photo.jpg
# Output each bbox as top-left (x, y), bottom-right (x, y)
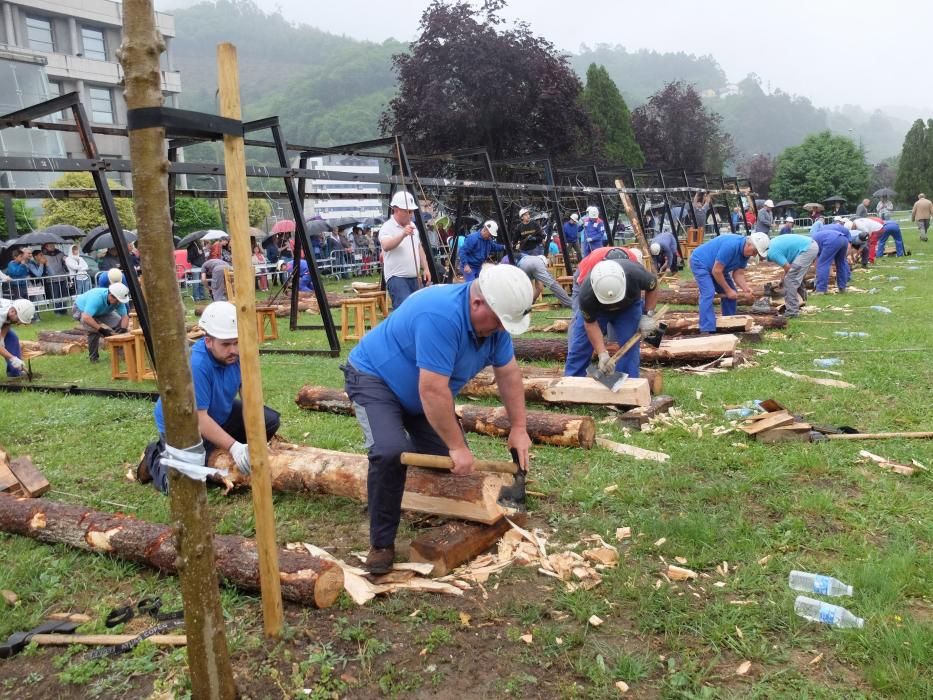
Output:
top-left (256, 306), bottom-right (279, 342)
top-left (557, 275), bottom-right (574, 294)
top-left (686, 227), bottom-right (705, 247)
top-left (106, 333), bottom-right (138, 381)
top-left (356, 289), bottom-right (389, 318)
top-left (128, 312), bottom-right (139, 331)
top-left (131, 329), bottom-right (156, 380)
top-left (340, 298), bottom-right (379, 342)
top-left (223, 267), bottom-right (235, 302)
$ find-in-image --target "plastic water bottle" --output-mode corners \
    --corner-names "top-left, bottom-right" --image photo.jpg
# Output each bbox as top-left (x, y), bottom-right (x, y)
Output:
top-left (794, 596), bottom-right (863, 629)
top-left (892, 286), bottom-right (905, 292)
top-left (789, 570), bottom-right (853, 596)
top-left (813, 358), bottom-right (843, 368)
top-left (887, 276), bottom-right (900, 281)
top-left (724, 407), bottom-right (756, 419)
top-left (869, 305), bottom-right (892, 313)
top-left (834, 331), bottom-right (869, 338)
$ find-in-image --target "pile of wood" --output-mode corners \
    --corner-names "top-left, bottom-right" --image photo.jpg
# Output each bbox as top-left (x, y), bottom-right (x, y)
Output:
top-left (739, 409), bottom-right (814, 444)
top-left (0, 448), bottom-right (49, 497)
top-left (20, 328), bottom-right (88, 355)
top-left (511, 334), bottom-right (742, 367)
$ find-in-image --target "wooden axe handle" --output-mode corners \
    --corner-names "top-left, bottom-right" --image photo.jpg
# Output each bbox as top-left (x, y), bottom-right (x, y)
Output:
top-left (400, 452), bottom-right (518, 475)
top-left (608, 304), bottom-right (669, 362)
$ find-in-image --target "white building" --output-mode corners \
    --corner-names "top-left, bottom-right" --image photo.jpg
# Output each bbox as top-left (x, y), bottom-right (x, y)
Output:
top-left (303, 155), bottom-right (385, 222)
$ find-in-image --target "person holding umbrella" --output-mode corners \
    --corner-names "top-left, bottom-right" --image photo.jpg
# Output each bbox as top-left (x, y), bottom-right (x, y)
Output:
top-left (755, 200), bottom-right (774, 234)
top-left (72, 282), bottom-right (132, 362)
top-left (40, 242), bottom-right (69, 314)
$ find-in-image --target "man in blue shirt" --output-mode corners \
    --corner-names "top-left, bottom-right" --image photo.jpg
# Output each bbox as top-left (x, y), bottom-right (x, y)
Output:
top-left (459, 220), bottom-right (506, 283)
top-left (562, 213), bottom-right (583, 262)
top-left (582, 206), bottom-right (607, 256)
top-left (4, 248), bottom-right (30, 299)
top-left (343, 265), bottom-right (534, 574)
top-left (765, 233), bottom-right (818, 317)
top-left (689, 233), bottom-right (770, 333)
top-left (811, 224), bottom-right (851, 293)
top-left (140, 302), bottom-right (280, 493)
top-left (71, 283), bottom-right (132, 362)
top-left (650, 230), bottom-right (680, 273)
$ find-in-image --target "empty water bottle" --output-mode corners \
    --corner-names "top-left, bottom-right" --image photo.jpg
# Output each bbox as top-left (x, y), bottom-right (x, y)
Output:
top-left (834, 331), bottom-right (869, 338)
top-left (892, 286), bottom-right (905, 292)
top-left (813, 358), bottom-right (843, 368)
top-left (724, 407), bottom-right (756, 419)
top-left (789, 570), bottom-right (853, 596)
top-left (869, 305), bottom-right (892, 313)
top-left (887, 276), bottom-right (900, 281)
top-left (794, 596), bottom-right (863, 629)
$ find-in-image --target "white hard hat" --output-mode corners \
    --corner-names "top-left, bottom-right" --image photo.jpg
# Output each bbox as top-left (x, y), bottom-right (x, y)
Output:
top-left (107, 268), bottom-right (123, 284)
top-left (390, 191), bottom-right (418, 210)
top-left (785, 216), bottom-right (794, 223)
top-left (199, 301), bottom-right (238, 339)
top-left (763, 199), bottom-right (774, 208)
top-left (843, 220), bottom-right (855, 230)
top-left (108, 282), bottom-right (130, 304)
top-left (587, 206), bottom-right (599, 219)
top-left (12, 299), bottom-right (36, 324)
top-left (649, 242), bottom-right (661, 256)
top-left (590, 260), bottom-right (626, 305)
top-left (476, 264), bottom-right (533, 335)
top-left (483, 220), bottom-right (499, 236)
top-left (748, 232), bottom-right (770, 257)
top-left (519, 207), bottom-right (531, 217)
top-left (570, 213), bottom-right (579, 222)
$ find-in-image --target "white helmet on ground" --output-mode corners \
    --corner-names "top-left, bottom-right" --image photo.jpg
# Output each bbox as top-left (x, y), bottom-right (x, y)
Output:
top-left (748, 232), bottom-right (770, 257)
top-left (649, 242), bottom-right (661, 256)
top-left (108, 282), bottom-right (131, 303)
top-left (390, 191), bottom-right (418, 210)
top-left (590, 260), bottom-right (626, 304)
top-left (199, 301), bottom-right (238, 339)
top-left (483, 220), bottom-right (499, 237)
top-left (107, 268), bottom-right (123, 284)
top-left (476, 264), bottom-right (533, 335)
top-left (11, 299), bottom-right (36, 324)
top-left (587, 206), bottom-right (599, 219)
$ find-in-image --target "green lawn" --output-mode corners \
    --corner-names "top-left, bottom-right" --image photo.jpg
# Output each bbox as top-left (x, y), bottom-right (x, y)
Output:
top-left (0, 227), bottom-right (930, 699)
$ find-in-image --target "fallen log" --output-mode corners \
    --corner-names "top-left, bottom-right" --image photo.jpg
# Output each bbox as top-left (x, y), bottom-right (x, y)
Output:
top-left (511, 335), bottom-right (739, 365)
top-left (409, 517), bottom-right (514, 576)
top-left (37, 330), bottom-right (89, 346)
top-left (0, 492), bottom-right (344, 608)
top-left (209, 442), bottom-right (516, 525)
top-left (462, 367), bottom-right (663, 402)
top-left (294, 385), bottom-right (597, 448)
top-left (19, 340), bottom-right (84, 356)
top-left (656, 289), bottom-right (759, 306)
top-left (532, 313), bottom-right (786, 335)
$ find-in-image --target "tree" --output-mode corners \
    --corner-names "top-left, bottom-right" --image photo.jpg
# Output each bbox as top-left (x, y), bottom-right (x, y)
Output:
top-left (736, 154), bottom-right (776, 198)
top-left (247, 198), bottom-right (272, 228)
top-left (379, 0), bottom-right (592, 162)
top-left (893, 119), bottom-right (928, 204)
top-left (39, 172), bottom-right (136, 230)
top-left (174, 197), bottom-right (221, 235)
top-left (581, 64), bottom-right (644, 167)
top-left (13, 200), bottom-right (37, 234)
top-left (631, 81), bottom-right (733, 171)
top-left (770, 131), bottom-right (871, 205)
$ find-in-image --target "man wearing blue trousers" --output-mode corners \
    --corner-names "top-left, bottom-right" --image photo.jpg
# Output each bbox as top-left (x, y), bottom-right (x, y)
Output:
top-left (689, 233), bottom-right (771, 333)
top-left (0, 299), bottom-right (35, 376)
top-left (564, 258), bottom-right (659, 379)
top-left (875, 221), bottom-right (906, 258)
top-left (459, 220), bottom-right (506, 282)
top-left (582, 206), bottom-right (607, 256)
top-left (811, 223), bottom-right (851, 292)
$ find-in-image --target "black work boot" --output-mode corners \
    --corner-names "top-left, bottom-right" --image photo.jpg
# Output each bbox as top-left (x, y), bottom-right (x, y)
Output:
top-left (365, 546), bottom-right (395, 575)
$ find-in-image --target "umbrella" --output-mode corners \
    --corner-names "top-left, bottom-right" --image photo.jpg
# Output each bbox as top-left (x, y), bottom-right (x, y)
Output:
top-left (823, 195), bottom-right (846, 203)
top-left (201, 229), bottom-right (228, 241)
top-left (328, 216), bottom-right (360, 229)
top-left (803, 202), bottom-right (825, 211)
top-left (82, 229), bottom-right (137, 253)
top-left (774, 200), bottom-right (797, 207)
top-left (873, 187), bottom-right (896, 198)
top-left (43, 224), bottom-right (84, 239)
top-left (270, 219), bottom-right (296, 234)
top-left (305, 219), bottom-right (333, 236)
top-left (360, 216), bottom-right (385, 229)
top-left (433, 216), bottom-right (451, 230)
top-left (11, 230), bottom-right (66, 246)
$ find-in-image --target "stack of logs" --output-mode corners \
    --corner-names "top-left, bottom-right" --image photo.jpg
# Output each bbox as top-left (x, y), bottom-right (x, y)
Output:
top-left (533, 312), bottom-right (787, 336)
top-left (511, 334), bottom-right (745, 367)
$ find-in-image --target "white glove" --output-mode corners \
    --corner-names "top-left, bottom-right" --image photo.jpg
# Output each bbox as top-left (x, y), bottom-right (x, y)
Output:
top-left (639, 314), bottom-right (658, 337)
top-left (597, 351), bottom-right (615, 375)
top-left (229, 441), bottom-right (251, 475)
top-left (9, 356), bottom-right (25, 371)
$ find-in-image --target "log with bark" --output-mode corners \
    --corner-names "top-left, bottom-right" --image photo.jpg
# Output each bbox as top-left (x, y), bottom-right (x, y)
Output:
top-left (655, 288), bottom-right (759, 306)
top-left (37, 330), bottom-right (89, 346)
top-left (0, 492), bottom-right (344, 608)
top-left (19, 340), bottom-right (84, 356)
top-left (531, 313), bottom-right (786, 335)
top-left (294, 386), bottom-right (597, 449)
top-left (462, 367), bottom-right (663, 402)
top-left (209, 442), bottom-right (517, 525)
top-left (511, 334), bottom-right (739, 365)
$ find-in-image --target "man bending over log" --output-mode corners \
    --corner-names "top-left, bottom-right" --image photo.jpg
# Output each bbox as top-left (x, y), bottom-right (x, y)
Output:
top-left (0, 299), bottom-right (35, 376)
top-left (138, 301), bottom-right (280, 493)
top-left (343, 265), bottom-right (534, 574)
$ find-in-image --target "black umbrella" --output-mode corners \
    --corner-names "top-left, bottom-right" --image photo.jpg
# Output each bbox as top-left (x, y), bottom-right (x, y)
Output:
top-left (360, 216), bottom-right (385, 229)
top-left (43, 224), bottom-right (85, 239)
top-left (12, 230), bottom-right (67, 246)
top-left (873, 187), bottom-right (896, 198)
top-left (176, 229), bottom-right (213, 250)
top-left (305, 219), bottom-right (333, 236)
top-left (329, 217), bottom-right (361, 229)
top-left (823, 195), bottom-right (846, 203)
top-left (82, 228), bottom-right (137, 253)
top-left (774, 200), bottom-right (797, 207)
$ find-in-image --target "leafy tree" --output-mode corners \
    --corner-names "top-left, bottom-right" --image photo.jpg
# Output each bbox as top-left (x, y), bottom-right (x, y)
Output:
top-left (247, 198), bottom-right (272, 228)
top-left (39, 172), bottom-right (136, 231)
top-left (631, 81), bottom-right (733, 171)
top-left (581, 64), bottom-right (644, 167)
top-left (770, 131), bottom-right (871, 205)
top-left (379, 0), bottom-right (592, 162)
top-left (13, 200), bottom-right (37, 234)
top-left (893, 119), bottom-right (927, 204)
top-left (869, 156), bottom-right (899, 200)
top-left (174, 197), bottom-right (221, 235)
top-left (737, 153), bottom-right (776, 197)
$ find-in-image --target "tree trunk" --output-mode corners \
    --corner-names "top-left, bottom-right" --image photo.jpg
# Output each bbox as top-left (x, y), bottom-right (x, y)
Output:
top-left (511, 335), bottom-right (738, 365)
top-left (294, 386), bottom-right (597, 448)
top-left (531, 313), bottom-right (786, 335)
top-left (37, 331), bottom-right (89, 346)
top-left (0, 493), bottom-right (343, 608)
top-left (119, 4), bottom-right (236, 694)
top-left (655, 288), bottom-right (759, 306)
top-left (19, 340), bottom-right (84, 356)
top-left (209, 443), bottom-right (516, 525)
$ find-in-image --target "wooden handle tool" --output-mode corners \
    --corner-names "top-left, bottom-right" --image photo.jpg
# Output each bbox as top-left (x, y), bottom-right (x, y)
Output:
top-left (400, 452), bottom-right (518, 475)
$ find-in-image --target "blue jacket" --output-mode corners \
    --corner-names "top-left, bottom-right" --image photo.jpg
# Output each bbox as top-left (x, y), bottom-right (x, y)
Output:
top-left (459, 231), bottom-right (505, 270)
top-left (583, 219), bottom-right (606, 245)
top-left (563, 221), bottom-right (580, 243)
top-left (5, 261), bottom-right (29, 280)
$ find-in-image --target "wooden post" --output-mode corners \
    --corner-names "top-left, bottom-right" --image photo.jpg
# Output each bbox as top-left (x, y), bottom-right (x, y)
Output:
top-left (615, 183), bottom-right (654, 273)
top-left (217, 42), bottom-right (284, 638)
top-left (118, 3), bottom-right (236, 697)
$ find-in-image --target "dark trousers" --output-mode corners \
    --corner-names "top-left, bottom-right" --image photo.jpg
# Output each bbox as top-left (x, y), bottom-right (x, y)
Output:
top-left (386, 276), bottom-right (419, 309)
top-left (343, 363), bottom-right (450, 548)
top-left (4, 329), bottom-right (23, 377)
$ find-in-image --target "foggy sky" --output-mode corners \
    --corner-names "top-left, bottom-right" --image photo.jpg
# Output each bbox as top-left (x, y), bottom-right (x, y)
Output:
top-left (155, 0), bottom-right (933, 119)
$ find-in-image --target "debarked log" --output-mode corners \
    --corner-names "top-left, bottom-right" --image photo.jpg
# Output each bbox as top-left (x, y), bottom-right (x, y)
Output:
top-left (0, 492), bottom-right (344, 608)
top-left (511, 334), bottom-right (739, 365)
top-left (294, 386), bottom-right (596, 448)
top-left (461, 367), bottom-right (663, 402)
top-left (19, 340), bottom-right (84, 356)
top-left (655, 289), bottom-right (759, 306)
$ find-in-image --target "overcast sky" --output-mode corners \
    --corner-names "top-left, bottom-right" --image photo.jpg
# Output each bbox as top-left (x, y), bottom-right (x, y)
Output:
top-left (155, 0), bottom-right (933, 118)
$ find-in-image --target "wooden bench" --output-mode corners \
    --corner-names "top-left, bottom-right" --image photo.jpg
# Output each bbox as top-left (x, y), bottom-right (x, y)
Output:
top-left (340, 297), bottom-right (379, 342)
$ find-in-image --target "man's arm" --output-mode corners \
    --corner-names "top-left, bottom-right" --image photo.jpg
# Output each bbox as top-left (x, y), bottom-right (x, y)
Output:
top-left (584, 318), bottom-right (607, 356)
top-left (419, 368), bottom-right (471, 473)
top-left (492, 359), bottom-right (531, 470)
top-left (197, 409), bottom-right (236, 451)
top-left (380, 225), bottom-right (414, 252)
top-left (80, 311), bottom-right (107, 330)
top-left (731, 267), bottom-right (752, 293)
top-left (643, 287), bottom-right (659, 313)
top-left (419, 244), bottom-right (432, 283)
top-left (711, 261), bottom-right (738, 299)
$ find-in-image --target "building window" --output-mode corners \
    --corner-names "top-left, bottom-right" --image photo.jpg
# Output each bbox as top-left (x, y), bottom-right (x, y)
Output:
top-left (89, 87), bottom-right (114, 124)
top-left (26, 16), bottom-right (55, 53)
top-left (46, 81), bottom-right (69, 121)
top-left (81, 27), bottom-right (106, 61)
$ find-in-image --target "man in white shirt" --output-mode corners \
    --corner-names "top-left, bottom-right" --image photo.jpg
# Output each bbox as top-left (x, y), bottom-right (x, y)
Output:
top-left (379, 190), bottom-right (432, 308)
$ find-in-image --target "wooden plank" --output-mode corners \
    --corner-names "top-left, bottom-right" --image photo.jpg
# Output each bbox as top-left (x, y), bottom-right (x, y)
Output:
top-left (595, 437), bottom-right (669, 463)
top-left (826, 431), bottom-right (933, 441)
top-left (0, 461), bottom-right (20, 494)
top-left (31, 633), bottom-right (187, 647)
top-left (7, 456), bottom-right (50, 497)
top-left (740, 411), bottom-right (794, 436)
top-left (409, 517), bottom-right (514, 577)
top-left (773, 366), bottom-right (855, 389)
top-left (542, 377), bottom-right (651, 407)
top-left (758, 398), bottom-right (786, 413)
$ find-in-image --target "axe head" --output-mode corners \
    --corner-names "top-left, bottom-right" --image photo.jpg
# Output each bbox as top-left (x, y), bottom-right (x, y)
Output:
top-left (496, 448), bottom-right (527, 512)
top-left (586, 363), bottom-right (630, 392)
top-left (642, 320), bottom-right (667, 348)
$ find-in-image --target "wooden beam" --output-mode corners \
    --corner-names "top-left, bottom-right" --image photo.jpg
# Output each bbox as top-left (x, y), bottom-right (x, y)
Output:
top-left (7, 456), bottom-right (49, 497)
top-left (595, 437), bottom-right (669, 462)
top-left (31, 633), bottom-right (187, 647)
top-left (740, 411), bottom-right (794, 435)
top-left (541, 377), bottom-right (651, 407)
top-left (409, 517), bottom-right (514, 576)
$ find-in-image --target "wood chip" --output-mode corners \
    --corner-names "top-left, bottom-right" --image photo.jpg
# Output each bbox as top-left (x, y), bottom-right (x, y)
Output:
top-left (809, 652), bottom-right (824, 665)
top-left (583, 547), bottom-right (620, 567)
top-left (459, 612), bottom-right (471, 627)
top-left (735, 626), bottom-right (743, 639)
top-left (603, 484), bottom-right (619, 494)
top-left (520, 633), bottom-right (533, 645)
top-left (757, 555), bottom-right (772, 566)
top-left (674, 556), bottom-right (688, 565)
top-left (654, 537), bottom-right (667, 548)
top-left (667, 565), bottom-right (698, 581)
top-left (713, 581), bottom-right (727, 588)
top-left (736, 660), bottom-right (751, 676)
top-left (588, 614), bottom-right (604, 627)
top-left (1, 590), bottom-right (18, 606)
top-left (615, 680), bottom-right (630, 693)
top-left (615, 526), bottom-right (632, 541)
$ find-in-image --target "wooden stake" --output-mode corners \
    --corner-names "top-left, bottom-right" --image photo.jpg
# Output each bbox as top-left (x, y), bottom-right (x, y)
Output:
top-left (119, 3), bottom-right (235, 696)
top-left (616, 185), bottom-right (654, 272)
top-left (217, 42), bottom-right (283, 638)
top-left (32, 633), bottom-right (187, 647)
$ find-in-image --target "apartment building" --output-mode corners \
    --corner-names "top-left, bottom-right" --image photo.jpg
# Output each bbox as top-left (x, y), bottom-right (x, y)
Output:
top-left (304, 155), bottom-right (386, 221)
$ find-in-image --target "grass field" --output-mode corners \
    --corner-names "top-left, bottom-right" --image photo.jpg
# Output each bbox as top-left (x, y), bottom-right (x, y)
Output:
top-left (0, 225), bottom-right (930, 699)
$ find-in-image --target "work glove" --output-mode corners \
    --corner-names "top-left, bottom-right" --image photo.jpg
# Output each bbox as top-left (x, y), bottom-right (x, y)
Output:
top-left (229, 441), bottom-right (251, 475)
top-left (98, 326), bottom-right (115, 337)
top-left (638, 314), bottom-right (658, 337)
top-left (9, 356), bottom-right (25, 371)
top-left (597, 351), bottom-right (615, 375)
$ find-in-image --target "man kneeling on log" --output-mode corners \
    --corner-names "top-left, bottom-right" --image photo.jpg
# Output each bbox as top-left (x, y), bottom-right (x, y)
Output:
top-left (138, 301), bottom-right (280, 493)
top-left (343, 265), bottom-right (534, 574)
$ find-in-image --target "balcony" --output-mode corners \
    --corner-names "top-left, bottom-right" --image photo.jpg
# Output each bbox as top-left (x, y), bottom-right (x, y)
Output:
top-left (42, 53), bottom-right (181, 93)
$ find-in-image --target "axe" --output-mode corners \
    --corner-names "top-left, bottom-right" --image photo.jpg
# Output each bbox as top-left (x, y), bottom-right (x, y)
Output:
top-left (586, 304), bottom-right (668, 391)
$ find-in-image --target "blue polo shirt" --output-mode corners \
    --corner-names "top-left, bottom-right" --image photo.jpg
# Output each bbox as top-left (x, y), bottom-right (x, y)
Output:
top-left (653, 231), bottom-right (678, 260)
top-left (154, 338), bottom-right (240, 433)
top-left (689, 234), bottom-right (750, 272)
top-left (349, 283), bottom-right (514, 415)
top-left (74, 287), bottom-right (128, 318)
top-left (459, 231), bottom-right (505, 270)
top-left (766, 234), bottom-right (815, 266)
